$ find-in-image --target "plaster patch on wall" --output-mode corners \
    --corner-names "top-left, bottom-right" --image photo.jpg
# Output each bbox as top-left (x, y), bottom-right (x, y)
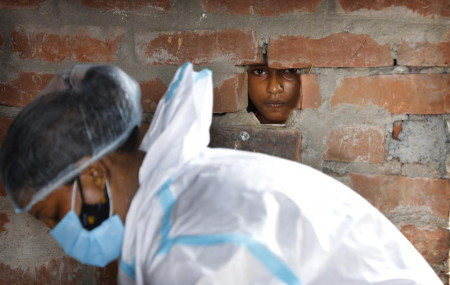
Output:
top-left (388, 116), bottom-right (446, 164)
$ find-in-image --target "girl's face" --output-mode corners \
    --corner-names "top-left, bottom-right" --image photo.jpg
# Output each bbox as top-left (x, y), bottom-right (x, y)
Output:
top-left (247, 65), bottom-right (301, 124)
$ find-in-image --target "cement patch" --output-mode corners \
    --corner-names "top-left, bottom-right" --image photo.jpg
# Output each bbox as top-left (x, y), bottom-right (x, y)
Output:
top-left (388, 116), bottom-right (447, 165)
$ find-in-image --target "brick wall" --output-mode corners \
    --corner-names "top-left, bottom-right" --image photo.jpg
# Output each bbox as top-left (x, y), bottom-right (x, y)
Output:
top-left (0, 0), bottom-right (448, 283)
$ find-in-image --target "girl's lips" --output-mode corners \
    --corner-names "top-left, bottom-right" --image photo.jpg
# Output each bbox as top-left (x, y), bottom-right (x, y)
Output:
top-left (264, 101), bottom-right (287, 108)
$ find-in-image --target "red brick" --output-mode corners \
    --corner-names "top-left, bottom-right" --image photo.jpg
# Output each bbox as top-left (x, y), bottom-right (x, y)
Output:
top-left (300, 74), bottom-right (321, 109)
top-left (331, 74), bottom-right (450, 114)
top-left (400, 225), bottom-right (449, 264)
top-left (0, 72), bottom-right (54, 107)
top-left (140, 78), bottom-right (167, 112)
top-left (0, 184), bottom-right (6, 197)
top-left (81, 0), bottom-right (170, 12)
top-left (338, 0), bottom-right (450, 18)
top-left (0, 117), bottom-right (13, 143)
top-left (0, 0), bottom-right (43, 9)
top-left (397, 37), bottom-right (450, 67)
top-left (0, 257), bottom-right (82, 285)
top-left (0, 31), bottom-right (4, 54)
top-left (213, 73), bottom-right (247, 113)
top-left (268, 33), bottom-right (392, 68)
top-left (0, 117), bottom-right (14, 197)
top-left (209, 126), bottom-right (301, 162)
top-left (10, 25), bottom-right (125, 62)
top-left (138, 123), bottom-right (150, 145)
top-left (392, 121), bottom-right (403, 140)
top-left (95, 261), bottom-right (118, 284)
top-left (136, 28), bottom-right (262, 66)
top-left (202, 0), bottom-right (319, 16)
top-left (324, 125), bottom-right (385, 163)
top-left (349, 174), bottom-right (450, 218)
top-left (0, 212), bottom-right (9, 234)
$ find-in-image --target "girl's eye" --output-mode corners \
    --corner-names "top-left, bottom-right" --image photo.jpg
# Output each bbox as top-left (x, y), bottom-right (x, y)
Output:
top-left (252, 69), bottom-right (267, 76)
top-left (281, 68), bottom-right (300, 80)
top-left (285, 68), bottom-right (299, 74)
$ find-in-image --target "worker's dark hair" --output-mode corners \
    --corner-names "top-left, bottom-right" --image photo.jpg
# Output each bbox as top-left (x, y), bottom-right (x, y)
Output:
top-left (0, 65), bottom-right (140, 209)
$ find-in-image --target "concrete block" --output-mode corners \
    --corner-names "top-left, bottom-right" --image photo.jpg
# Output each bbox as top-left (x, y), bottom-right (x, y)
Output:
top-left (209, 125), bottom-right (301, 162)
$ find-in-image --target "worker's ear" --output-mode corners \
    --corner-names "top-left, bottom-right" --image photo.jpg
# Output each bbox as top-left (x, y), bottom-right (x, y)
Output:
top-left (79, 161), bottom-right (107, 204)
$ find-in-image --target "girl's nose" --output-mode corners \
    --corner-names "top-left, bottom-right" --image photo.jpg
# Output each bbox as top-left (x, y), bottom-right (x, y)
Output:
top-left (267, 73), bottom-right (283, 95)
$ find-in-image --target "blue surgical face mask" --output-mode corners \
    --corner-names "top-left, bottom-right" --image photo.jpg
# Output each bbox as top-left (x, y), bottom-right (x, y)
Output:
top-left (50, 179), bottom-right (124, 267)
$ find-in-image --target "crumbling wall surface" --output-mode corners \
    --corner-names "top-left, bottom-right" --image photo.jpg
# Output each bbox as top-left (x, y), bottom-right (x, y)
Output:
top-left (0, 0), bottom-right (449, 283)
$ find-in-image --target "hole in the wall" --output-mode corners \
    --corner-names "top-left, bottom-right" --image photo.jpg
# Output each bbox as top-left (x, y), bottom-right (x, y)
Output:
top-left (245, 64), bottom-right (301, 126)
top-left (393, 58), bottom-right (397, 66)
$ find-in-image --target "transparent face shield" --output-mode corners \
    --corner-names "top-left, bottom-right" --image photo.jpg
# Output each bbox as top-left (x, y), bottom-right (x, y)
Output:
top-left (1, 64), bottom-right (142, 212)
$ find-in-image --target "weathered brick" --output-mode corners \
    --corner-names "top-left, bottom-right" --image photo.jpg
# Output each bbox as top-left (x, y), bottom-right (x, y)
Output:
top-left (400, 225), bottom-right (449, 264)
top-left (141, 74), bottom-right (246, 114)
top-left (0, 0), bottom-right (43, 9)
top-left (213, 73), bottom-right (247, 113)
top-left (324, 125), bottom-right (385, 163)
top-left (331, 74), bottom-right (450, 114)
top-left (1, 117), bottom-right (13, 196)
top-left (140, 78), bottom-right (167, 113)
top-left (202, 0), bottom-right (319, 16)
top-left (349, 174), bottom-right (450, 218)
top-left (338, 0), bottom-right (450, 18)
top-left (268, 33), bottom-right (392, 68)
top-left (0, 257), bottom-right (82, 285)
top-left (136, 28), bottom-right (262, 66)
top-left (209, 126), bottom-right (301, 162)
top-left (0, 72), bottom-right (54, 107)
top-left (0, 117), bottom-right (13, 144)
top-left (300, 74), bottom-right (321, 109)
top-left (10, 25), bottom-right (125, 62)
top-left (397, 38), bottom-right (450, 67)
top-left (81, 0), bottom-right (170, 12)
top-left (0, 30), bottom-right (4, 54)
top-left (0, 184), bottom-right (6, 197)
top-left (0, 212), bottom-right (9, 234)
top-left (95, 261), bottom-right (118, 285)
top-left (392, 120), bottom-right (403, 140)
top-left (138, 123), bottom-right (150, 145)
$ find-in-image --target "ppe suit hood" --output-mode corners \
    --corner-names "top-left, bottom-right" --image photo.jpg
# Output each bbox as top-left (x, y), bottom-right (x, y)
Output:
top-left (121, 63), bottom-right (213, 280)
top-left (138, 62), bottom-right (212, 192)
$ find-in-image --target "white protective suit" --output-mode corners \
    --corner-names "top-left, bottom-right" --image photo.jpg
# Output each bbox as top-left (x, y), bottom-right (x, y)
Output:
top-left (118, 63), bottom-right (442, 285)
